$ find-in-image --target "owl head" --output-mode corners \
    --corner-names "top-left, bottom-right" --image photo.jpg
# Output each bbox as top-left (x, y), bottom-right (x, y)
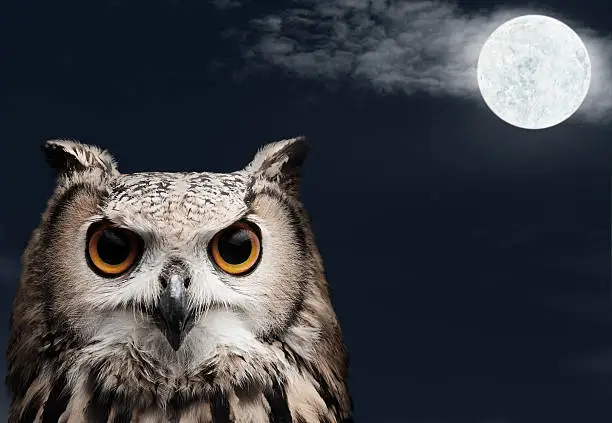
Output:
top-left (7, 137), bottom-right (353, 422)
top-left (20, 137), bottom-right (342, 371)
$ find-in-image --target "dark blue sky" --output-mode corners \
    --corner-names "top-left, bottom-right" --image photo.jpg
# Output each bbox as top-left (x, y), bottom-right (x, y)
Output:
top-left (2, 0), bottom-right (612, 422)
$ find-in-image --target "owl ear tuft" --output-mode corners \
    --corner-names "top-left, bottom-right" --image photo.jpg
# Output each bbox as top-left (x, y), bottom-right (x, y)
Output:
top-left (42, 139), bottom-right (118, 177)
top-left (245, 136), bottom-right (309, 192)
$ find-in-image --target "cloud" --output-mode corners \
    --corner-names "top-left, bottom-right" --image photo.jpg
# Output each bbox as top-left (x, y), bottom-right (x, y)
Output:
top-left (210, 0), bottom-right (243, 9)
top-left (238, 0), bottom-right (612, 123)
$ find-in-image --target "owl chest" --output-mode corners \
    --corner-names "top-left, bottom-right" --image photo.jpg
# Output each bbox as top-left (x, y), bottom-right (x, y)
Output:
top-left (53, 365), bottom-right (343, 423)
top-left (61, 389), bottom-right (341, 423)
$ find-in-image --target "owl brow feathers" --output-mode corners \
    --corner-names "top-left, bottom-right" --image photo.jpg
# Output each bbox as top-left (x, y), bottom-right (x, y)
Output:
top-left (43, 139), bottom-right (118, 178)
top-left (245, 136), bottom-right (309, 196)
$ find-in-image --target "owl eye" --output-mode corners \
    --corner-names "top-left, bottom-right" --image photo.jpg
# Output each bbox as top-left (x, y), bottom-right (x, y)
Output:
top-left (209, 221), bottom-right (262, 276)
top-left (86, 222), bottom-right (142, 277)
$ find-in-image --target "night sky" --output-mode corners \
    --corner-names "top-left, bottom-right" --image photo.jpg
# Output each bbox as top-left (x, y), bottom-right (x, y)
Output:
top-left (2, 0), bottom-right (612, 422)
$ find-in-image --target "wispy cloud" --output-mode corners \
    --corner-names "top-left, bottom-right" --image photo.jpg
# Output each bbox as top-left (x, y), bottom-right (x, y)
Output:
top-left (209, 0), bottom-right (245, 10)
top-left (237, 0), bottom-right (612, 123)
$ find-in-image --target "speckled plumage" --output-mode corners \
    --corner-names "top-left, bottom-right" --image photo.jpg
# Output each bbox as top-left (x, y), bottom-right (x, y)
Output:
top-left (7, 137), bottom-right (353, 423)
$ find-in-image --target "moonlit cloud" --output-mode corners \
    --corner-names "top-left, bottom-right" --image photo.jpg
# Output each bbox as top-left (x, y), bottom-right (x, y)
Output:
top-left (238, 0), bottom-right (612, 123)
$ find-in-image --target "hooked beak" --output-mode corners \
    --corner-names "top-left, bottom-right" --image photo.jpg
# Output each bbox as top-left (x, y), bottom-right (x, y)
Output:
top-left (155, 274), bottom-right (195, 351)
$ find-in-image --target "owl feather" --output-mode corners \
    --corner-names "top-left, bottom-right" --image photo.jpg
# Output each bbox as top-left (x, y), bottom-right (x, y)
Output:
top-left (7, 137), bottom-right (354, 423)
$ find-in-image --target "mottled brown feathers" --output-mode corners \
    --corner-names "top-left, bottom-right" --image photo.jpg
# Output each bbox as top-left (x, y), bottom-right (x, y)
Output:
top-left (7, 137), bottom-right (353, 422)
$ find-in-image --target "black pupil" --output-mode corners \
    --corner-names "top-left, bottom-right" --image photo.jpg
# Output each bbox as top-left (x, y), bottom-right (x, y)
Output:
top-left (97, 229), bottom-right (131, 265)
top-left (218, 227), bottom-right (253, 265)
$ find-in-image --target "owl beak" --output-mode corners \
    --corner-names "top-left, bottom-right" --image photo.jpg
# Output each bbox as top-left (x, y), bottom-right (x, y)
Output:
top-left (156, 274), bottom-right (195, 351)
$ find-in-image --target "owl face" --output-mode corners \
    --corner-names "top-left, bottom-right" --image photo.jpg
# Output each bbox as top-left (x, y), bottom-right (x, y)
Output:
top-left (41, 138), bottom-right (313, 368)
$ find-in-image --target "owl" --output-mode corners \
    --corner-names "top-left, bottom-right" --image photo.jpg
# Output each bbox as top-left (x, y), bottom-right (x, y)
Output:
top-left (6, 137), bottom-right (354, 423)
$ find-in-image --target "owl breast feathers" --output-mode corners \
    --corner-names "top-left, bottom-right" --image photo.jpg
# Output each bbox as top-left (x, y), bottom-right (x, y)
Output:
top-left (6, 137), bottom-right (354, 423)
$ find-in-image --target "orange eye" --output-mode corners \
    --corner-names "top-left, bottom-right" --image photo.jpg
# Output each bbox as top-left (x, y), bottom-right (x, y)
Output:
top-left (86, 222), bottom-right (141, 277)
top-left (209, 222), bottom-right (262, 275)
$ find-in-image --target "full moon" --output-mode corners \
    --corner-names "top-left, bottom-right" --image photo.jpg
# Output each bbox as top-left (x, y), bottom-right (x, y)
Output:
top-left (476, 15), bottom-right (591, 130)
